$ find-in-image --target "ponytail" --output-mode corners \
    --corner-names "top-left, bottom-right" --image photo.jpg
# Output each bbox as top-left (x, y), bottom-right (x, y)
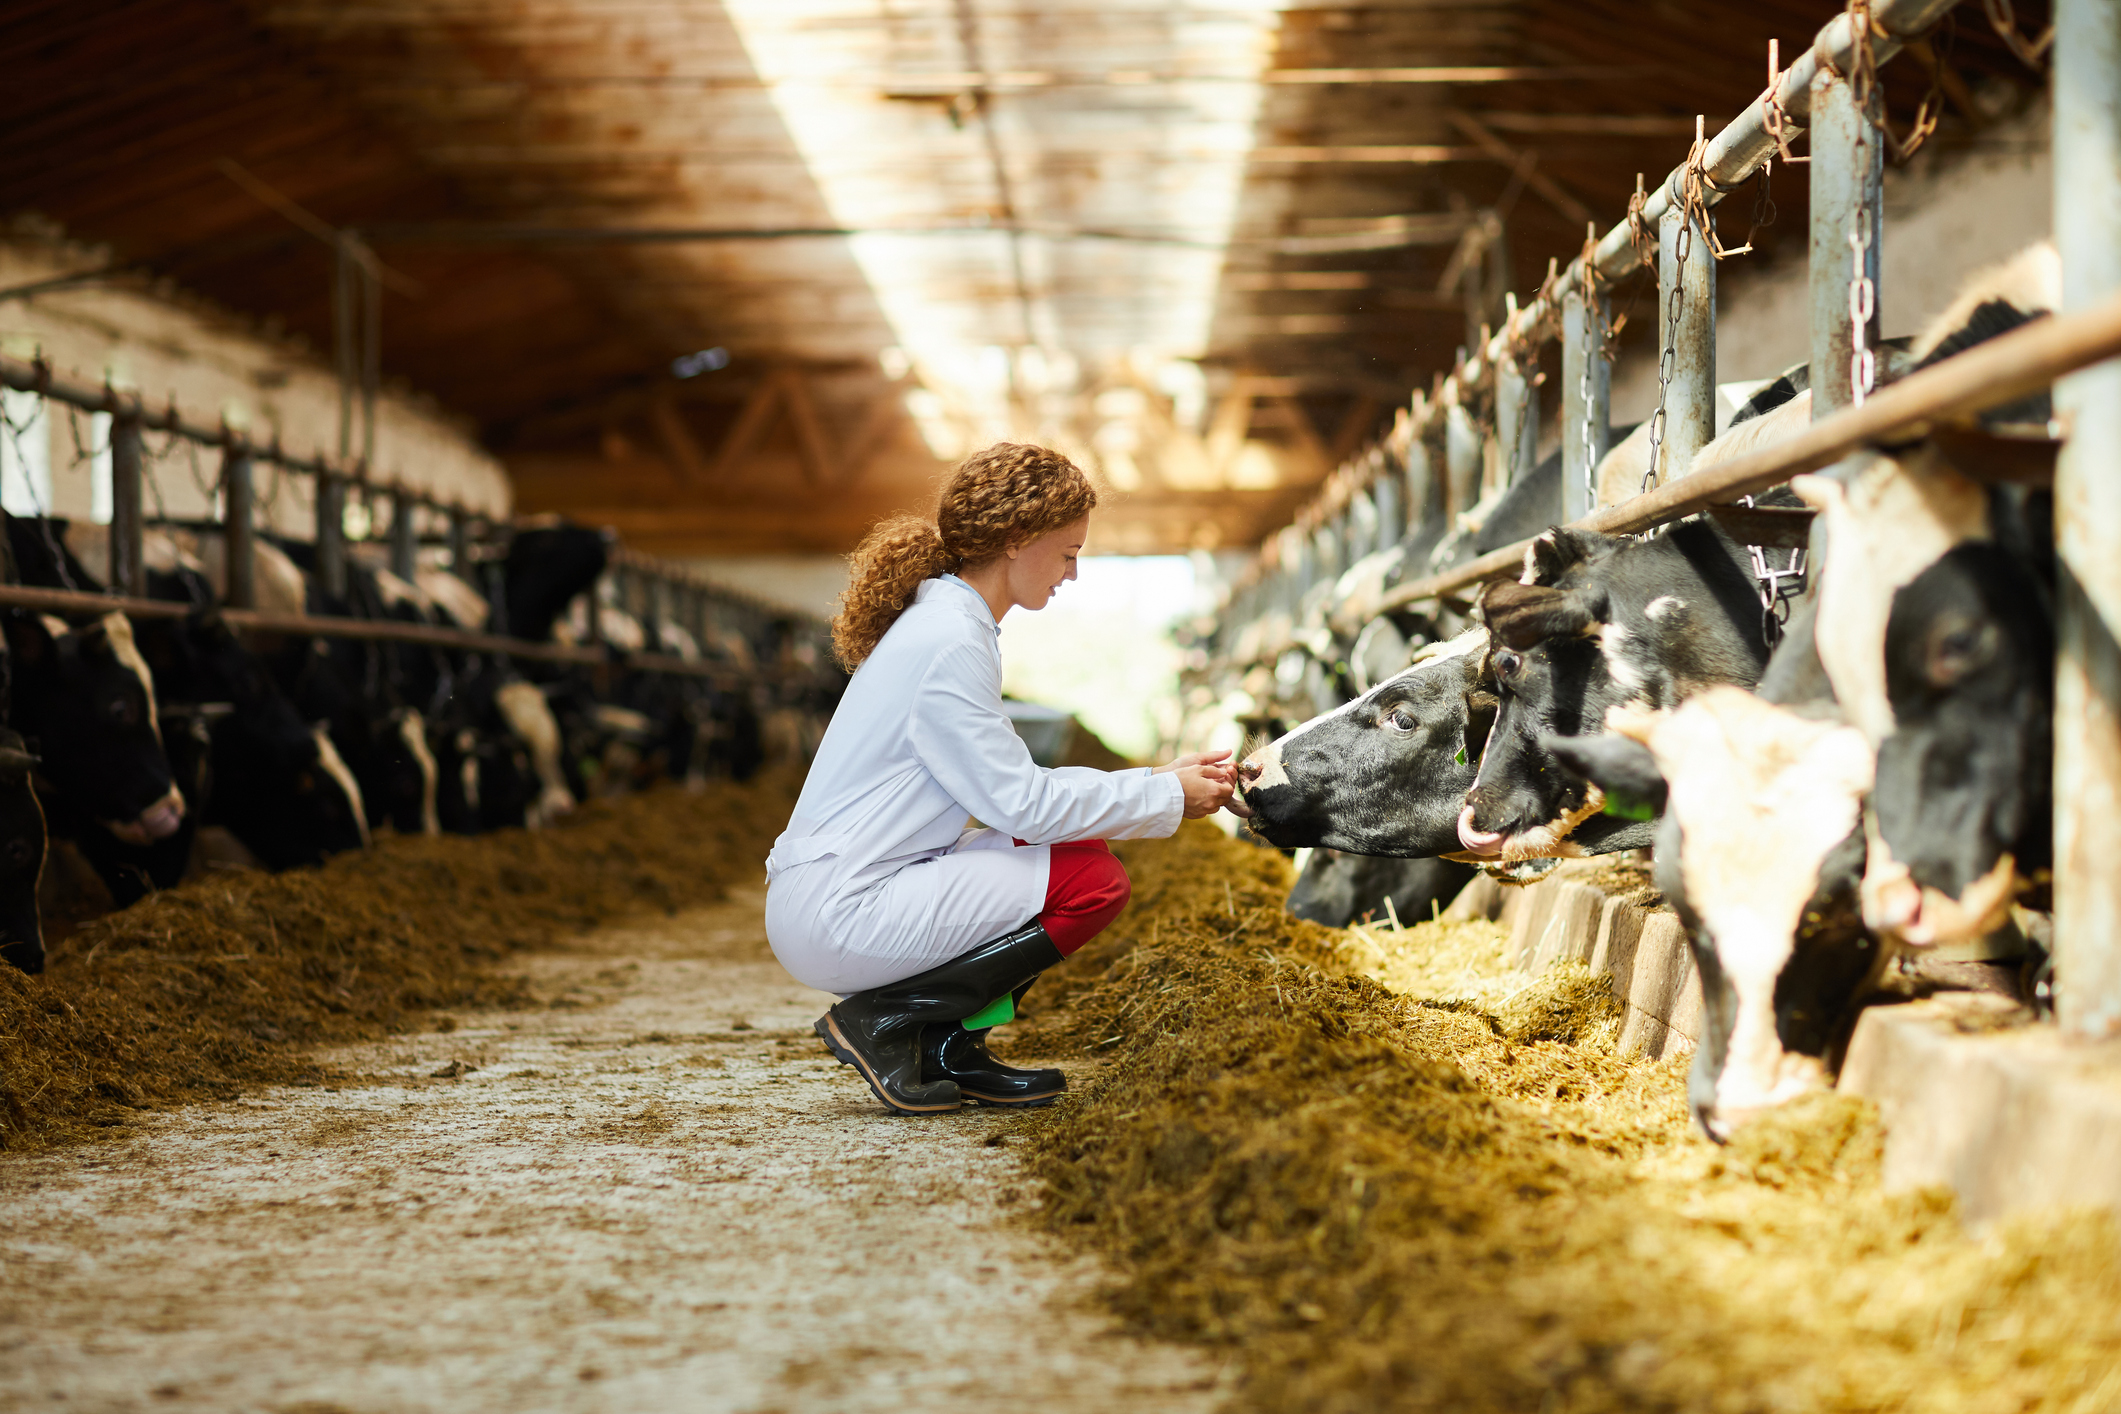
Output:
top-left (831, 515), bottom-right (953, 670)
top-left (831, 442), bottom-right (1097, 671)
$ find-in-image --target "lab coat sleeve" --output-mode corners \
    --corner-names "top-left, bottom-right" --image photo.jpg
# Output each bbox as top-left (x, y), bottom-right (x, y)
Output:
top-left (908, 640), bottom-right (1185, 843)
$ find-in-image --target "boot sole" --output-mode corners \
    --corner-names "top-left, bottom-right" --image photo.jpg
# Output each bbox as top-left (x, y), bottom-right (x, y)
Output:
top-left (817, 1014), bottom-right (961, 1115)
top-left (960, 1088), bottom-right (1065, 1109)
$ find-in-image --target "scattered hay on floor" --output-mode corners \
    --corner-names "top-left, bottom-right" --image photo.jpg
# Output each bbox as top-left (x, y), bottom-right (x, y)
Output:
top-left (0, 770), bottom-right (797, 1151)
top-left (1019, 823), bottom-right (2121, 1414)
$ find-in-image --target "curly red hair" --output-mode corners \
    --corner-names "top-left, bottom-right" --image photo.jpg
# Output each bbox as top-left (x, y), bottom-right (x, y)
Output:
top-left (832, 443), bottom-right (1097, 670)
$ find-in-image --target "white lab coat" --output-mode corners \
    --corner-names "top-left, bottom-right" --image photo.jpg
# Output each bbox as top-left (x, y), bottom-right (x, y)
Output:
top-left (764, 574), bottom-right (1183, 994)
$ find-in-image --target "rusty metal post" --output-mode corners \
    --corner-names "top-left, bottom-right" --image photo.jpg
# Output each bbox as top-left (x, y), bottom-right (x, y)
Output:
top-left (389, 488), bottom-right (417, 582)
top-left (1810, 69), bottom-right (1884, 420)
top-left (1444, 399), bottom-right (1481, 519)
top-left (1561, 286), bottom-right (1610, 522)
top-left (109, 400), bottom-right (145, 597)
top-left (223, 444), bottom-right (255, 609)
top-left (1495, 355), bottom-right (1537, 490)
top-left (1655, 202), bottom-right (1716, 481)
top-left (315, 472), bottom-right (347, 601)
top-left (2054, 0), bottom-right (2121, 1039)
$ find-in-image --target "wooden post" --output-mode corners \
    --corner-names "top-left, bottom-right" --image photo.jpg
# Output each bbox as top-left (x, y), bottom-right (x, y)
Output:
top-left (1809, 69), bottom-right (1884, 419)
top-left (2054, 0), bottom-right (2121, 1040)
top-left (223, 444), bottom-right (256, 609)
top-left (109, 401), bottom-right (145, 597)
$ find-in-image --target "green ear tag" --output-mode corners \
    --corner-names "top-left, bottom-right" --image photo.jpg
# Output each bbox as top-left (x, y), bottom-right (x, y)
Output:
top-left (1602, 796), bottom-right (1656, 821)
top-left (1454, 747), bottom-right (1469, 766)
top-left (962, 994), bottom-right (1015, 1031)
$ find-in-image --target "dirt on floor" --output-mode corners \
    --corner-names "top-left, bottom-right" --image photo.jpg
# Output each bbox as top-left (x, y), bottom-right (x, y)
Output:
top-left (1018, 823), bottom-right (2121, 1414)
top-left (0, 884), bottom-right (1219, 1414)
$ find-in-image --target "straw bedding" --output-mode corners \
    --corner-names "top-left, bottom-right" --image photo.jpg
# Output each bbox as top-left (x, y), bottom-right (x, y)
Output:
top-left (1015, 823), bottom-right (2121, 1414)
top-left (0, 771), bottom-right (797, 1151)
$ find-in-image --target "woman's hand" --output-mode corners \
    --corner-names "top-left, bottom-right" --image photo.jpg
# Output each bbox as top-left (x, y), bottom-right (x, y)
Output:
top-left (1155, 749), bottom-right (1245, 820)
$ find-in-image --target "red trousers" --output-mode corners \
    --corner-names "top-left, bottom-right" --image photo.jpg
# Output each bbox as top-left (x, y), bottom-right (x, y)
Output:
top-left (1025, 839), bottom-right (1131, 956)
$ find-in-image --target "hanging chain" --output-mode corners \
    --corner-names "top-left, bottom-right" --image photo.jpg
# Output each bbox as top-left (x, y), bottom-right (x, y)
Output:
top-left (1745, 525), bottom-right (1807, 650)
top-left (1983, 0), bottom-right (2054, 69)
top-left (1643, 210), bottom-right (1689, 499)
top-left (1759, 40), bottom-right (1810, 165)
top-left (1848, 208), bottom-right (1877, 407)
top-left (1576, 226), bottom-right (1604, 512)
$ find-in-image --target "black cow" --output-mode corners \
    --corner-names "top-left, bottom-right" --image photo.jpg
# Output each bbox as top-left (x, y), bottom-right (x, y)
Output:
top-left (1458, 518), bottom-right (1769, 861)
top-left (1286, 850), bottom-right (1474, 929)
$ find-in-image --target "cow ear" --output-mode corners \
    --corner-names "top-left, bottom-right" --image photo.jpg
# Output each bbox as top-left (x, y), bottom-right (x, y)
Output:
top-left (1479, 581), bottom-right (1599, 650)
top-left (1463, 688), bottom-right (1499, 762)
top-left (1520, 526), bottom-right (1618, 586)
top-left (1543, 732), bottom-right (1668, 819)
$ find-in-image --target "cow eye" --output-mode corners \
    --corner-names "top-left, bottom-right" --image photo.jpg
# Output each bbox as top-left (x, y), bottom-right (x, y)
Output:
top-left (1385, 707), bottom-right (1416, 734)
top-left (1493, 651), bottom-right (1523, 678)
top-left (1927, 616), bottom-right (1996, 686)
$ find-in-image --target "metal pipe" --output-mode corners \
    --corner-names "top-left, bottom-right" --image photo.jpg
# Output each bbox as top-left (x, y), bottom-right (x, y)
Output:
top-left (109, 403), bottom-right (145, 597)
top-left (1495, 355), bottom-right (1537, 488)
top-left (448, 506), bottom-right (471, 578)
top-left (1656, 203), bottom-right (1716, 481)
top-left (2053, 0), bottom-right (2121, 1041)
top-left (315, 473), bottom-right (347, 601)
top-left (1809, 69), bottom-right (1885, 419)
top-left (1402, 420), bottom-right (1434, 534)
top-left (1560, 286), bottom-right (1610, 522)
top-left (223, 445), bottom-right (256, 610)
top-left (1444, 400), bottom-right (1481, 519)
top-left (1372, 288), bottom-right (2121, 613)
top-left (389, 488), bottom-right (417, 582)
top-left (1372, 463), bottom-right (1402, 552)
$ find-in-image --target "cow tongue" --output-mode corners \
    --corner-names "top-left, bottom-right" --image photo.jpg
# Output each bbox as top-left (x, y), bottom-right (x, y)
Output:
top-left (1456, 804), bottom-right (1508, 856)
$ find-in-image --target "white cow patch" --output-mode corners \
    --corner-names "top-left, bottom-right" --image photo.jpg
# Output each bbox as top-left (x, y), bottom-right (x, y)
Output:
top-left (312, 725), bottom-right (372, 849)
top-left (496, 680), bottom-right (576, 827)
top-left (399, 710), bottom-right (440, 836)
top-left (1794, 447), bottom-right (1991, 745)
top-left (1598, 621), bottom-right (1645, 693)
top-left (1644, 595), bottom-right (1685, 621)
top-left (1613, 690), bottom-right (1875, 1135)
top-left (100, 612), bottom-right (161, 746)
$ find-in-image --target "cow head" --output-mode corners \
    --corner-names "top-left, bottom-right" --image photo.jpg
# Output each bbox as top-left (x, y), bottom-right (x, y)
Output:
top-left (1458, 522), bottom-right (1766, 861)
top-left (7, 612), bottom-right (184, 845)
top-left (1236, 629), bottom-right (1492, 855)
top-left (1863, 542), bottom-right (2053, 945)
top-left (1564, 691), bottom-right (1880, 1140)
top-left (1285, 850), bottom-right (1475, 929)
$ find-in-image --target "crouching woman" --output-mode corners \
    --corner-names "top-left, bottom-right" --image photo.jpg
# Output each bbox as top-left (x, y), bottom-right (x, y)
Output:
top-left (764, 443), bottom-right (1238, 1115)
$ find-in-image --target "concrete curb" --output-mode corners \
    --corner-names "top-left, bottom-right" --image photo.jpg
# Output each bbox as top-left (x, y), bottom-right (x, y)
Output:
top-left (1447, 862), bottom-right (1700, 1060)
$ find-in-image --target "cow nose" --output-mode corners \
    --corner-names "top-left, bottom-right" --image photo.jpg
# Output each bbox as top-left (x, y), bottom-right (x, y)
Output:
top-left (1237, 756), bottom-right (1263, 784)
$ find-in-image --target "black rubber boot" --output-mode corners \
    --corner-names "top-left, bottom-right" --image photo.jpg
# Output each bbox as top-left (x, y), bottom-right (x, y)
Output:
top-left (921, 978), bottom-right (1066, 1108)
top-left (816, 921), bottom-right (1065, 1116)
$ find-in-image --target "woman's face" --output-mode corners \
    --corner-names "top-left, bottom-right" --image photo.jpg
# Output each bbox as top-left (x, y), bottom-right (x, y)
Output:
top-left (1005, 515), bottom-right (1089, 612)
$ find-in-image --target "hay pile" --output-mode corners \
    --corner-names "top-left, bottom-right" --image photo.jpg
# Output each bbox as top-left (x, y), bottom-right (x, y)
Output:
top-left (0, 771), bottom-right (796, 1150)
top-left (1021, 824), bottom-right (2121, 1413)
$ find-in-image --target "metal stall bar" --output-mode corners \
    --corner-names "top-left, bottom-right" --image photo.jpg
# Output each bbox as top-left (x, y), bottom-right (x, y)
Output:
top-left (1227, 0), bottom-right (1964, 589)
top-left (1654, 201), bottom-right (1716, 482)
top-left (389, 487), bottom-right (418, 581)
top-left (223, 443), bottom-right (256, 609)
top-left (2053, 0), bottom-right (2121, 1041)
top-left (1374, 290), bottom-right (2121, 613)
top-left (108, 400), bottom-right (146, 597)
top-left (1810, 70), bottom-right (1885, 418)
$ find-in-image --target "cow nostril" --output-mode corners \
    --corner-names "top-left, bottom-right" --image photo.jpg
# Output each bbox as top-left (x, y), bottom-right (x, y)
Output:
top-left (1237, 758), bottom-right (1262, 784)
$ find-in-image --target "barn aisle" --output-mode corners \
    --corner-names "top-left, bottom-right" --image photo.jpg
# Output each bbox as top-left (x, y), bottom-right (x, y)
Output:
top-left (0, 888), bottom-right (1219, 1414)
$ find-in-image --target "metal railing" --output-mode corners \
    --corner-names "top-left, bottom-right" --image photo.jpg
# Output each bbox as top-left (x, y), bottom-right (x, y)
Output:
top-left (1199, 0), bottom-right (2120, 1039)
top-left (0, 352), bottom-right (832, 686)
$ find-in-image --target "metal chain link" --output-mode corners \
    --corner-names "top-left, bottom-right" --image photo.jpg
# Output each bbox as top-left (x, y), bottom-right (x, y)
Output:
top-left (1848, 208), bottom-right (1878, 407)
top-left (1576, 227), bottom-right (1604, 511)
top-left (1643, 212), bottom-right (1690, 498)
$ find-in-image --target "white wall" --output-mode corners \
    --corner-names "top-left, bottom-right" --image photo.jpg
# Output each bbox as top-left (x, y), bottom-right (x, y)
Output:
top-left (1611, 104), bottom-right (2055, 420)
top-left (0, 231), bottom-right (512, 535)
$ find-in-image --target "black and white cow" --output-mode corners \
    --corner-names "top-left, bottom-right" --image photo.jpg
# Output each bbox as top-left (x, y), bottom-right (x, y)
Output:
top-left (1457, 518), bottom-right (1770, 861)
top-left (1285, 850), bottom-right (1474, 929)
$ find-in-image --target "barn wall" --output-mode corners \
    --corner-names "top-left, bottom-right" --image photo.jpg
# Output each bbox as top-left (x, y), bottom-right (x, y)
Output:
top-left (0, 232), bottom-right (512, 535)
top-left (685, 555), bottom-right (851, 622)
top-left (1611, 103), bottom-right (2055, 419)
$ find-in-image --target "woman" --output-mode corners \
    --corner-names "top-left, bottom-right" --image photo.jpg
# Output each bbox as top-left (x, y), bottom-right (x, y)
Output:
top-left (765, 443), bottom-right (1239, 1116)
